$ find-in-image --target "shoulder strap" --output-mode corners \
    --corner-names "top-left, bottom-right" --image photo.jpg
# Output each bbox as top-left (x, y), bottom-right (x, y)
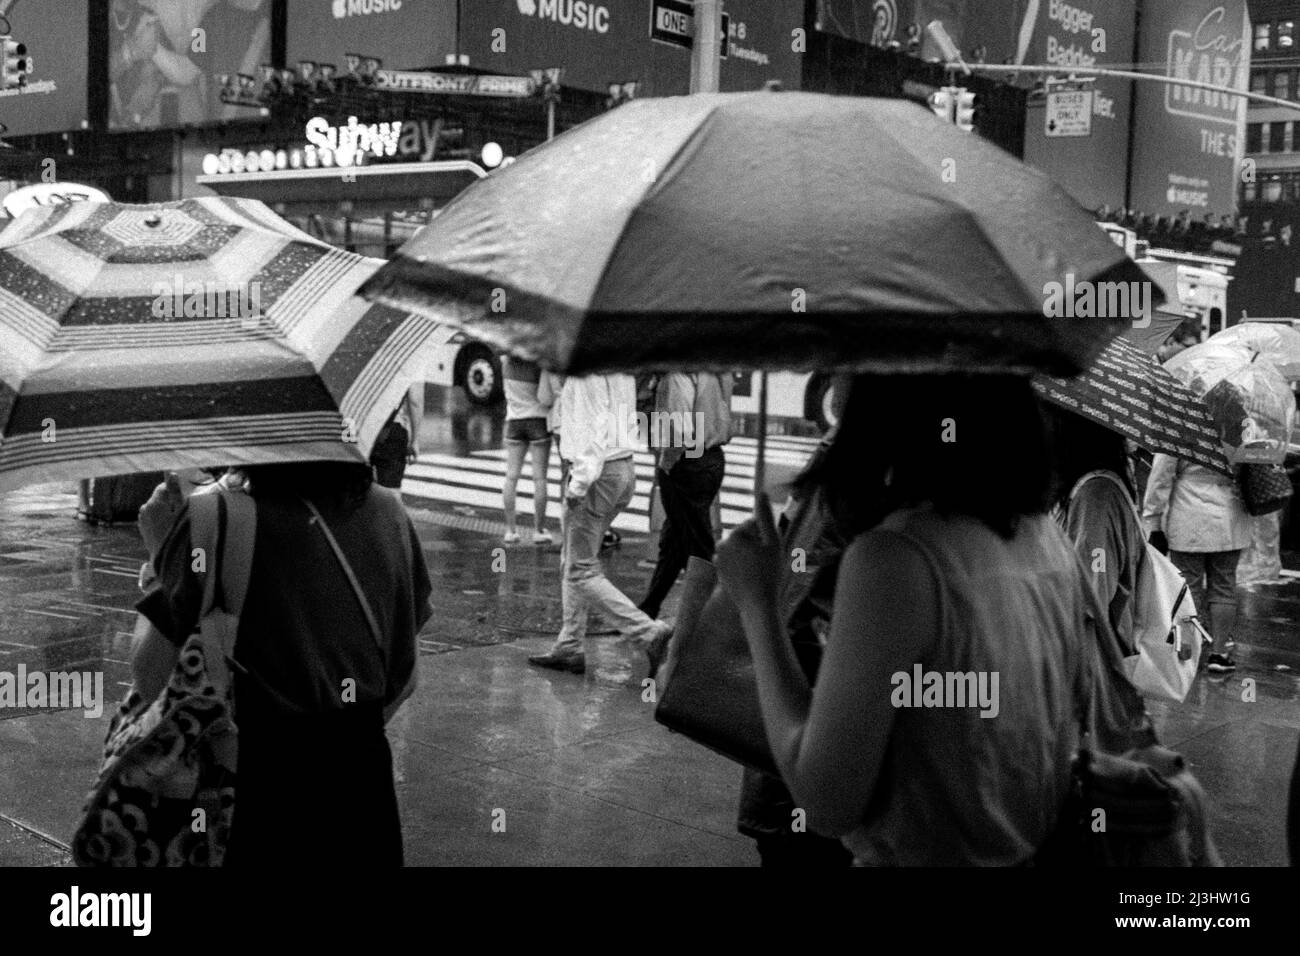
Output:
top-left (219, 490), bottom-right (257, 619)
top-left (301, 497), bottom-right (385, 658)
top-left (188, 488), bottom-right (257, 657)
top-left (189, 491), bottom-right (223, 618)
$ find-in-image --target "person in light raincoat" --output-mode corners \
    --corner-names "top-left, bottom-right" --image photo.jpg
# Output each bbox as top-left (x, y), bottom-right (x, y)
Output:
top-left (1142, 454), bottom-right (1251, 672)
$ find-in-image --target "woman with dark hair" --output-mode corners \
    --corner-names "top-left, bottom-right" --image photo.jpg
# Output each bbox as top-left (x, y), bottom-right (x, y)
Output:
top-left (130, 459), bottom-right (432, 866)
top-left (716, 374), bottom-right (1090, 866)
top-left (1047, 408), bottom-right (1157, 755)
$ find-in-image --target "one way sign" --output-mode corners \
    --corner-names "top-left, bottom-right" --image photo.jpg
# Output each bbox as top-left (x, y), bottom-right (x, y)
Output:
top-left (650, 0), bottom-right (729, 58)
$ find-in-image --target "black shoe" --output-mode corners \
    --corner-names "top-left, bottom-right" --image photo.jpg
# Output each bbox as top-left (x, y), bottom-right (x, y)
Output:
top-left (1205, 653), bottom-right (1236, 673)
top-left (645, 622), bottom-right (674, 681)
top-left (528, 651), bottom-right (586, 674)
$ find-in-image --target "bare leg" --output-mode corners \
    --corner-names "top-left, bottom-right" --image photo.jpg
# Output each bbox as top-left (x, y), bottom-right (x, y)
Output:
top-left (528, 438), bottom-right (552, 534)
top-left (502, 440), bottom-right (527, 535)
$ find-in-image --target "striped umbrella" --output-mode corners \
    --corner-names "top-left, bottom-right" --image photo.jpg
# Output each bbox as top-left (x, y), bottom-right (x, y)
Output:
top-left (1033, 335), bottom-right (1231, 475)
top-left (0, 197), bottom-right (442, 492)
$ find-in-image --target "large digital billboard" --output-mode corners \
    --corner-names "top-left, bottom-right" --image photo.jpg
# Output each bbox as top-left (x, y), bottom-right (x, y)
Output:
top-left (1128, 0), bottom-right (1250, 220)
top-left (0, 0), bottom-right (89, 136)
top-left (459, 0), bottom-right (801, 96)
top-left (286, 0), bottom-right (457, 74)
top-left (109, 0), bottom-right (272, 129)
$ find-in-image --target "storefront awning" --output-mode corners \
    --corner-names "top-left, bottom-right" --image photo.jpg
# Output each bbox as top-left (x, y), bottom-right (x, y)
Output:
top-left (196, 160), bottom-right (487, 217)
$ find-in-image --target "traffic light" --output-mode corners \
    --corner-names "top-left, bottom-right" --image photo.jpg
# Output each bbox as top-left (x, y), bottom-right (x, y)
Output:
top-left (955, 89), bottom-right (977, 133)
top-left (928, 87), bottom-right (955, 124)
top-left (1, 36), bottom-right (28, 90)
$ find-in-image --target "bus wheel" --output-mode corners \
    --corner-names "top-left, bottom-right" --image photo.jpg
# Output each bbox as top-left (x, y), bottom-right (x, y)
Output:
top-left (806, 375), bottom-right (839, 432)
top-left (459, 346), bottom-right (503, 405)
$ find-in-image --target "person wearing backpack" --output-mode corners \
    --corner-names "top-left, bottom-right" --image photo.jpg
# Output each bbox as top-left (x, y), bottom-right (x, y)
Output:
top-left (130, 461), bottom-right (432, 866)
top-left (1048, 410), bottom-right (1159, 755)
top-left (1142, 453), bottom-right (1251, 672)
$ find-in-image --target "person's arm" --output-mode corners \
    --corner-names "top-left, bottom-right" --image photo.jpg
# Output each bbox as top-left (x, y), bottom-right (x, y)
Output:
top-left (566, 379), bottom-right (609, 500)
top-left (385, 514), bottom-right (432, 723)
top-left (717, 499), bottom-right (938, 835)
top-left (1141, 454), bottom-right (1177, 546)
top-left (129, 614), bottom-right (180, 701)
top-left (1065, 481), bottom-right (1125, 611)
top-left (657, 374), bottom-right (695, 473)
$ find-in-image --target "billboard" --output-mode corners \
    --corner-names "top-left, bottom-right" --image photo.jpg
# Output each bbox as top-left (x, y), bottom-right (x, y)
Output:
top-left (459, 0), bottom-right (801, 96)
top-left (109, 0), bottom-right (272, 129)
top-left (0, 0), bottom-right (89, 136)
top-left (286, 0), bottom-right (457, 74)
top-left (1016, 0), bottom-right (1137, 212)
top-left (1128, 0), bottom-right (1250, 220)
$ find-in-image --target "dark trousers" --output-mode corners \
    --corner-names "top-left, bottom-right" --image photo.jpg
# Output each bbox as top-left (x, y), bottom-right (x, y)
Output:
top-left (641, 445), bottom-right (726, 619)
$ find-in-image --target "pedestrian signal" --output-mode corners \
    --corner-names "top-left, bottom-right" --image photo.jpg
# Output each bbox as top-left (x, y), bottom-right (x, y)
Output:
top-left (955, 89), bottom-right (977, 133)
top-left (1, 37), bottom-right (28, 90)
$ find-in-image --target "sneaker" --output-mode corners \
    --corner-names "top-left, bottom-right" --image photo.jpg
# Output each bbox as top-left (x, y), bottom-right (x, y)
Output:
top-left (1205, 653), bottom-right (1236, 673)
top-left (527, 650), bottom-right (586, 674)
top-left (533, 529), bottom-right (554, 545)
top-left (503, 531), bottom-right (521, 544)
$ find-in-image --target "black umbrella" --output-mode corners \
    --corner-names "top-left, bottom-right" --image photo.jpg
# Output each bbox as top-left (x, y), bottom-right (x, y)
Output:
top-left (361, 91), bottom-right (1154, 378)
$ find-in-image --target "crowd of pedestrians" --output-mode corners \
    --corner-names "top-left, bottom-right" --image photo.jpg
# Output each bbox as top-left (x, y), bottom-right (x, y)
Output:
top-left (111, 367), bottom-right (1298, 867)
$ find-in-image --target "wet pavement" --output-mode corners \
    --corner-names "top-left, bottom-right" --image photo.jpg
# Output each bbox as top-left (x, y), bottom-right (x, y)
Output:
top-left (1, 390), bottom-right (1297, 866)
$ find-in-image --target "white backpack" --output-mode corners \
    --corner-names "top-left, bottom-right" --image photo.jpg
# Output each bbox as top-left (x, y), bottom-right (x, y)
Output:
top-left (1069, 471), bottom-right (1209, 704)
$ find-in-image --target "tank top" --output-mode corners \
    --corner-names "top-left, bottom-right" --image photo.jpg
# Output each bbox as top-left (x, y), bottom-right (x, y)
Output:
top-left (840, 506), bottom-right (1086, 866)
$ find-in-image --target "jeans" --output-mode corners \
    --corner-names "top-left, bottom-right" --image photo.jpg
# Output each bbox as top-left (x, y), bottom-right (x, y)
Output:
top-left (1170, 549), bottom-right (1241, 645)
top-left (553, 457), bottom-right (657, 654)
top-left (641, 446), bottom-right (726, 619)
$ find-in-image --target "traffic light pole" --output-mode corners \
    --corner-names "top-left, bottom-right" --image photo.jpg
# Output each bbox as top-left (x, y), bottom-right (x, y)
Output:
top-left (689, 0), bottom-right (722, 95)
top-left (965, 62), bottom-right (1300, 115)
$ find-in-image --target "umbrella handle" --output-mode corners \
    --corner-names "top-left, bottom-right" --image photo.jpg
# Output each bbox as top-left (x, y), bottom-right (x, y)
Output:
top-left (753, 371), bottom-right (768, 511)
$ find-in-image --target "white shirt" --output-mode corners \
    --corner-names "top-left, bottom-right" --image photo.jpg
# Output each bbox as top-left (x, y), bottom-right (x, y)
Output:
top-left (556, 374), bottom-right (639, 498)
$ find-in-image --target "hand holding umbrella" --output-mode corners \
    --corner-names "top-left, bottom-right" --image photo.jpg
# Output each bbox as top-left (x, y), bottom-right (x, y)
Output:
top-left (138, 472), bottom-right (185, 564)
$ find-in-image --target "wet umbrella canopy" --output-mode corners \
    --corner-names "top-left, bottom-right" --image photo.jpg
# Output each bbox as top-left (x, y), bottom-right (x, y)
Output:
top-left (0, 198), bottom-right (443, 491)
top-left (362, 91), bottom-right (1156, 378)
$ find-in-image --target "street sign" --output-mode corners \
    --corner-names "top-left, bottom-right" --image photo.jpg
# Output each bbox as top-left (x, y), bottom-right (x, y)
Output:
top-left (650, 1), bottom-right (729, 58)
top-left (1045, 87), bottom-right (1094, 137)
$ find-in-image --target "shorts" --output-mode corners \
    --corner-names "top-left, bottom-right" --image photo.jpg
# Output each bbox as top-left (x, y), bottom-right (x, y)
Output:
top-left (505, 417), bottom-right (550, 445)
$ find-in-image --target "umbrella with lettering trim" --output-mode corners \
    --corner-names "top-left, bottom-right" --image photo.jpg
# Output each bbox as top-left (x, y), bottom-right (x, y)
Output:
top-left (1033, 335), bottom-right (1231, 475)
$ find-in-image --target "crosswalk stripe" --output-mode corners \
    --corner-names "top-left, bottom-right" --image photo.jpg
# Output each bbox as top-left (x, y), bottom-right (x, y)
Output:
top-left (409, 454), bottom-right (759, 495)
top-left (401, 439), bottom-right (815, 534)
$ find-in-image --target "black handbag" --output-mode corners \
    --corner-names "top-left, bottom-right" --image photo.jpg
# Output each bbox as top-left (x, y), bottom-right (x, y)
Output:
top-left (654, 556), bottom-right (779, 776)
top-left (1238, 463), bottom-right (1293, 516)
